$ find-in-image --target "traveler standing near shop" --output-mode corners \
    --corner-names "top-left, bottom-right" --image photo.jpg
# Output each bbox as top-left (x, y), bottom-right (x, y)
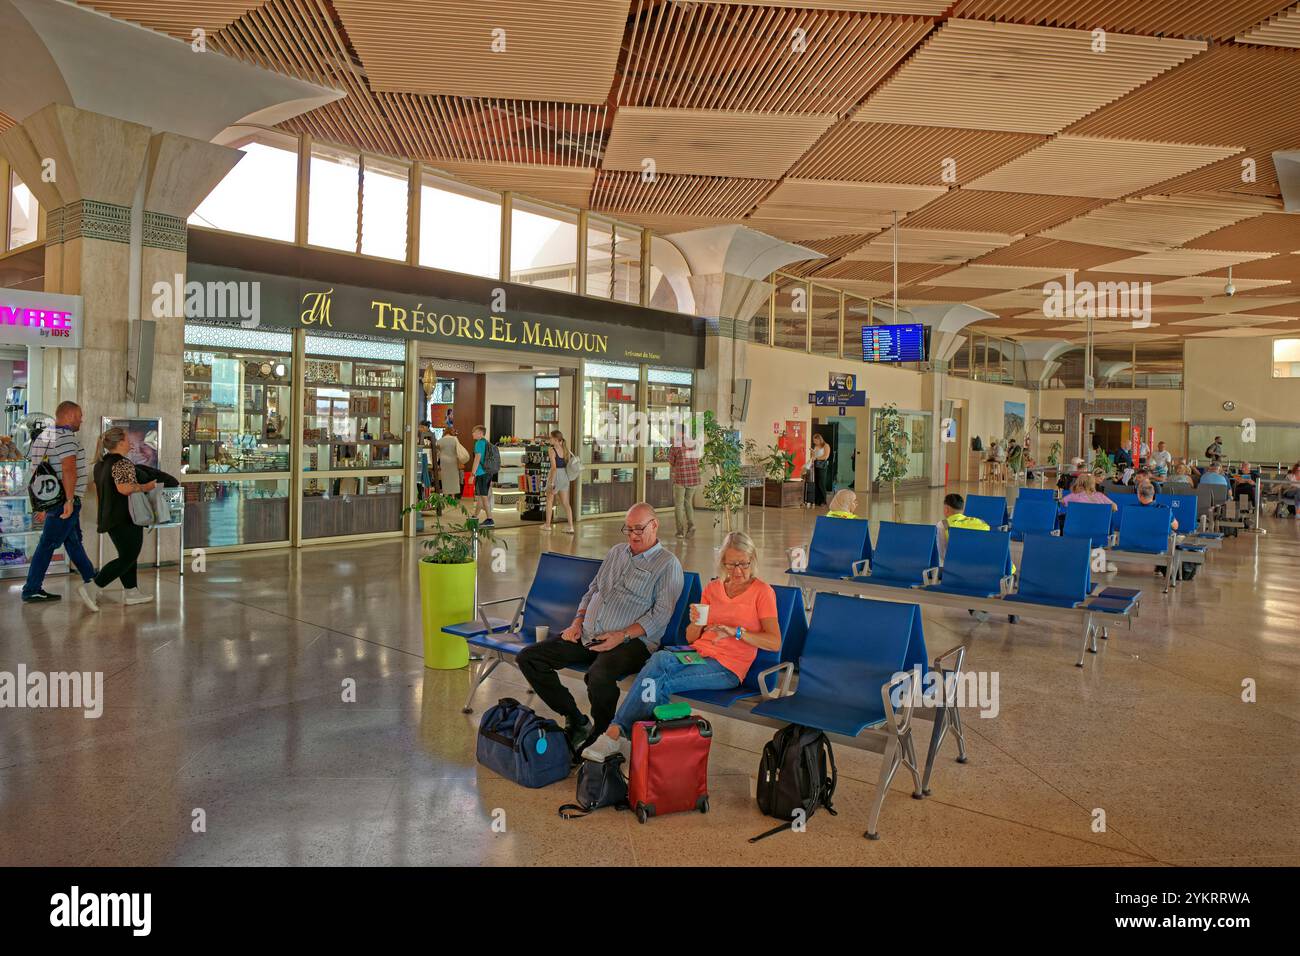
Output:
top-left (436, 426), bottom-right (462, 497)
top-left (807, 432), bottom-right (831, 505)
top-left (21, 401), bottom-right (99, 607)
top-left (542, 429), bottom-right (576, 533)
top-left (666, 423), bottom-right (700, 538)
top-left (84, 426), bottom-right (156, 608)
top-left (516, 502), bottom-right (684, 751)
top-left (469, 424), bottom-right (497, 526)
top-left (1205, 436), bottom-right (1224, 463)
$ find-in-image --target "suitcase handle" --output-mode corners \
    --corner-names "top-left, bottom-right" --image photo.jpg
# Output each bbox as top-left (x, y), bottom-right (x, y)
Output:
top-left (645, 716), bottom-right (712, 744)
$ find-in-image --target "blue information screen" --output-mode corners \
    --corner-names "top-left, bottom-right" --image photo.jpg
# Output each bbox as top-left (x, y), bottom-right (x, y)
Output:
top-left (861, 323), bottom-right (927, 363)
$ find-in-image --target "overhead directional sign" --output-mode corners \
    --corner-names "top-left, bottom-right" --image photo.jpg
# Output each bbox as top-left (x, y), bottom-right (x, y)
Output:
top-left (808, 389), bottom-right (866, 407)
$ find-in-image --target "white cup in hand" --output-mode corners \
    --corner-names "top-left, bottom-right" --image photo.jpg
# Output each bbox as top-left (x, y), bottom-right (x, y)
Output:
top-left (535, 625), bottom-right (550, 641)
top-left (691, 603), bottom-right (709, 626)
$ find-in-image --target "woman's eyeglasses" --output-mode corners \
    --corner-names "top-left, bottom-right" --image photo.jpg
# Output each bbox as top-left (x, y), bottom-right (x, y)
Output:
top-left (723, 561), bottom-right (751, 571)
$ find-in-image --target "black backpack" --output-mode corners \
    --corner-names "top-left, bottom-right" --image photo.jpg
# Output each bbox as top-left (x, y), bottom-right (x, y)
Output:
top-left (482, 440), bottom-right (501, 476)
top-left (558, 754), bottom-right (629, 818)
top-left (749, 724), bottom-right (837, 843)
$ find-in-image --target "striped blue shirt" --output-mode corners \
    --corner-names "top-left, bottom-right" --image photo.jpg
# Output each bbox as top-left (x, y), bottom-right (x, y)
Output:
top-left (29, 425), bottom-right (88, 497)
top-left (578, 541), bottom-right (684, 650)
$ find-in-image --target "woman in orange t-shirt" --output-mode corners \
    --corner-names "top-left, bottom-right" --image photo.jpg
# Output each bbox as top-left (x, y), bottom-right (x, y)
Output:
top-left (590, 532), bottom-right (783, 754)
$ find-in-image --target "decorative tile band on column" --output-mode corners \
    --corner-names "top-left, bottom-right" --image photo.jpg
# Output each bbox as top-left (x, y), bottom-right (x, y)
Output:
top-left (44, 206), bottom-right (64, 245)
top-left (143, 211), bottom-right (187, 252)
top-left (63, 199), bottom-right (131, 244)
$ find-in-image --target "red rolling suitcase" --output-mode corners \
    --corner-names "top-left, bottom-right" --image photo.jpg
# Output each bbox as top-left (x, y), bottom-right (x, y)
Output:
top-left (628, 715), bottom-right (712, 823)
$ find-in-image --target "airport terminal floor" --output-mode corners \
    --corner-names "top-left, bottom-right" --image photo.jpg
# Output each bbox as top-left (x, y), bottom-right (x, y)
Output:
top-left (4, 482), bottom-right (1297, 868)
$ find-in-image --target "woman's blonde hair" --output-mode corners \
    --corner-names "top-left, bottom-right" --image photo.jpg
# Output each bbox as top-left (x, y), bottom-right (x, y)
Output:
top-left (718, 531), bottom-right (758, 577)
top-left (827, 489), bottom-right (857, 514)
top-left (95, 426), bottom-right (126, 463)
top-left (1071, 473), bottom-right (1096, 494)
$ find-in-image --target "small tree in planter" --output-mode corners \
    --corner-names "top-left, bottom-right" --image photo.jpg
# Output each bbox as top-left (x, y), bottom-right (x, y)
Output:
top-left (402, 492), bottom-right (502, 670)
top-left (875, 403), bottom-right (911, 514)
top-left (1092, 446), bottom-right (1114, 479)
top-left (1046, 440), bottom-right (1063, 468)
top-left (701, 410), bottom-right (745, 530)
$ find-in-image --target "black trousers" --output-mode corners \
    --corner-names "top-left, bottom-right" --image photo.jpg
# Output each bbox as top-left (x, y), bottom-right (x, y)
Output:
top-left (516, 637), bottom-right (651, 735)
top-left (95, 523), bottom-right (143, 590)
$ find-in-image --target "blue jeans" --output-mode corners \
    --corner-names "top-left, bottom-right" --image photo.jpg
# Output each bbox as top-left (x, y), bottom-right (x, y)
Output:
top-left (23, 498), bottom-right (96, 597)
top-left (612, 650), bottom-right (739, 735)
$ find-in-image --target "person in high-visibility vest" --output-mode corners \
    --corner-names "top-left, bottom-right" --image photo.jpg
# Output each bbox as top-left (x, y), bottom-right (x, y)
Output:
top-left (937, 493), bottom-right (1017, 624)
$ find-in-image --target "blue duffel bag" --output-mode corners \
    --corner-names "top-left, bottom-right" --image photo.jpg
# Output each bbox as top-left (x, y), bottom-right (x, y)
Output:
top-left (476, 697), bottom-right (573, 788)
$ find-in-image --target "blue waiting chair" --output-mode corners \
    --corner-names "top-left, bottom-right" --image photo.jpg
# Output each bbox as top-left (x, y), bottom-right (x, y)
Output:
top-left (751, 594), bottom-right (928, 838)
top-left (1157, 492), bottom-right (1221, 548)
top-left (924, 527), bottom-right (1013, 598)
top-left (1009, 499), bottom-right (1059, 541)
top-left (848, 521), bottom-right (939, 588)
top-left (1004, 534), bottom-right (1092, 609)
top-left (1115, 506), bottom-right (1173, 555)
top-left (964, 494), bottom-right (1009, 530)
top-left (1062, 501), bottom-right (1115, 550)
top-left (673, 584), bottom-right (807, 709)
top-left (787, 515), bottom-right (872, 595)
top-left (1017, 487), bottom-right (1058, 505)
top-left (454, 552), bottom-right (602, 712)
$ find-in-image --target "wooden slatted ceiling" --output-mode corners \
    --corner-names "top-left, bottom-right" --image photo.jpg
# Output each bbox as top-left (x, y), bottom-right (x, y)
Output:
top-left (1200, 254), bottom-right (1300, 280)
top-left (213, 0), bottom-right (400, 156)
top-left (900, 190), bottom-right (1101, 233)
top-left (708, 1), bottom-right (952, 12)
top-left (331, 0), bottom-right (629, 103)
top-left (752, 180), bottom-right (947, 230)
top-left (1184, 214), bottom-right (1300, 253)
top-left (591, 171), bottom-right (773, 219)
top-left (380, 96), bottom-right (606, 167)
top-left (844, 228), bottom-right (1017, 262)
top-left (973, 236), bottom-right (1137, 270)
top-left (80, 1), bottom-right (268, 34)
top-left (949, 0), bottom-right (1294, 41)
top-left (745, 216), bottom-right (883, 242)
top-left (428, 162), bottom-right (595, 208)
top-left (789, 123), bottom-right (1044, 184)
top-left (853, 19), bottom-right (1204, 134)
top-left (925, 264), bottom-right (1072, 288)
top-left (1141, 144), bottom-right (1286, 199)
top-left (1094, 249), bottom-right (1275, 276)
top-left (602, 109), bottom-right (835, 178)
top-left (1237, 4), bottom-right (1300, 46)
top-left (813, 260), bottom-right (954, 283)
top-left (965, 137), bottom-right (1242, 199)
top-left (617, 2), bottom-right (933, 114)
top-left (1068, 45), bottom-right (1300, 146)
top-left (0, 112), bottom-right (13, 134)
top-left (1040, 194), bottom-right (1282, 252)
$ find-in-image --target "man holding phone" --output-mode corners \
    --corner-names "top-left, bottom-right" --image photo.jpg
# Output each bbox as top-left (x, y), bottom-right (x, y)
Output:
top-left (516, 502), bottom-right (684, 752)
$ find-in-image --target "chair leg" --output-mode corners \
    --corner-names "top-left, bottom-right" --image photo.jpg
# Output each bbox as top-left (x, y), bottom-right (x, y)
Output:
top-left (462, 657), bottom-right (500, 713)
top-left (864, 735), bottom-right (902, 840)
top-left (1076, 621), bottom-right (1094, 667)
top-left (901, 727), bottom-right (924, 799)
top-left (949, 701), bottom-right (968, 763)
top-left (921, 708), bottom-right (949, 796)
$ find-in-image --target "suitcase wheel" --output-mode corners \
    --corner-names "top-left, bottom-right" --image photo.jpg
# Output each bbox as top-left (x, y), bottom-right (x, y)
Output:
top-left (635, 804), bottom-right (649, 825)
top-left (697, 796), bottom-right (709, 814)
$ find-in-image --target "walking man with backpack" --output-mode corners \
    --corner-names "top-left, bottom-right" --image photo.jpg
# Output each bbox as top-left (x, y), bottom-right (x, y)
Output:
top-left (469, 424), bottom-right (499, 527)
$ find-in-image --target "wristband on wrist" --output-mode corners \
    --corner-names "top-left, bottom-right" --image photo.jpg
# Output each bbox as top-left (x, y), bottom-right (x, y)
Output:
top-left (735, 626), bottom-right (743, 641)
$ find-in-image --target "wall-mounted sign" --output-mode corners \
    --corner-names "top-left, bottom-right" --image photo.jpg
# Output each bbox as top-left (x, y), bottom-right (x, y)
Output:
top-left (1039, 419), bottom-right (1065, 434)
top-left (808, 389), bottom-right (866, 407)
top-left (186, 262), bottom-right (703, 369)
top-left (0, 290), bottom-right (84, 349)
top-left (829, 372), bottom-right (856, 390)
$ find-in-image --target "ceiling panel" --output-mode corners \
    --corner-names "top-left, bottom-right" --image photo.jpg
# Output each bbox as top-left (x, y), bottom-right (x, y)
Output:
top-left (950, 0), bottom-right (1293, 40)
top-left (1198, 254), bottom-right (1300, 280)
top-left (844, 228), bottom-right (1017, 262)
top-left (708, 1), bottom-right (952, 12)
top-left (602, 108), bottom-right (835, 178)
top-left (925, 264), bottom-right (1073, 288)
top-left (617, 1), bottom-right (933, 114)
top-left (1237, 4), bottom-right (1300, 47)
top-left (81, 0), bottom-right (267, 34)
top-left (748, 180), bottom-right (946, 235)
top-left (965, 136), bottom-right (1243, 199)
top-left (333, 0), bottom-right (629, 102)
top-left (973, 236), bottom-right (1136, 269)
top-left (854, 19), bottom-right (1204, 134)
top-left (789, 123), bottom-right (1045, 183)
top-left (900, 190), bottom-right (1102, 233)
top-left (1184, 213), bottom-right (1300, 253)
top-left (1095, 249), bottom-right (1275, 276)
top-left (1149, 277), bottom-right (1292, 296)
top-left (591, 171), bottom-right (772, 220)
top-left (1040, 193), bottom-right (1282, 253)
top-left (813, 260), bottom-right (955, 283)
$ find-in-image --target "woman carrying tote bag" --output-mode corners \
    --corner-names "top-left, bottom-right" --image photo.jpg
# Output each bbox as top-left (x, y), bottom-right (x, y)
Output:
top-left (86, 426), bottom-right (156, 609)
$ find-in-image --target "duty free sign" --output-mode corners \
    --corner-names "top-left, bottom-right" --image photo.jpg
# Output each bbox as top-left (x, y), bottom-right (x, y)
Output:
top-left (0, 289), bottom-right (84, 349)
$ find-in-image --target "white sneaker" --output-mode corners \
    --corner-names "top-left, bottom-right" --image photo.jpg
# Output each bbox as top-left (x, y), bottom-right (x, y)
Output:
top-left (580, 733), bottom-right (621, 762)
top-left (123, 588), bottom-right (154, 606)
top-left (76, 582), bottom-right (100, 612)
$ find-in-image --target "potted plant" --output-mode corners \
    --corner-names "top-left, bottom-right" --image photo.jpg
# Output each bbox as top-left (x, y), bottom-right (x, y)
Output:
top-left (402, 492), bottom-right (503, 670)
top-left (701, 410), bottom-right (745, 530)
top-left (1092, 446), bottom-right (1114, 479)
top-left (875, 403), bottom-right (911, 514)
top-left (1046, 440), bottom-right (1062, 468)
top-left (748, 441), bottom-right (802, 508)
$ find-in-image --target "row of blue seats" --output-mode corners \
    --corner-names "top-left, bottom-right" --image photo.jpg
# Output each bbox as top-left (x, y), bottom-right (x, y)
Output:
top-left (965, 491), bottom-right (1214, 543)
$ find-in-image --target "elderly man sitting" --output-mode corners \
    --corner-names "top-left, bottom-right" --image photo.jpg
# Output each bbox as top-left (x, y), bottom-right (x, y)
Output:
top-left (516, 502), bottom-right (684, 753)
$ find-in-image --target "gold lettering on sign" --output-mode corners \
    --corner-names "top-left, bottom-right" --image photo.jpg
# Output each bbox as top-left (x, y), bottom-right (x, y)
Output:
top-left (301, 290), bottom-right (334, 326)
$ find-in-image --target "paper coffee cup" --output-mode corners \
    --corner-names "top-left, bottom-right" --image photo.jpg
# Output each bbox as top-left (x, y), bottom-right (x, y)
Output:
top-left (535, 625), bottom-right (550, 641)
top-left (691, 603), bottom-right (709, 626)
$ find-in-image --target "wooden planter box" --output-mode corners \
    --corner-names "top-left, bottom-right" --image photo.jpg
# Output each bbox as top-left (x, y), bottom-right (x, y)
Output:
top-left (747, 479), bottom-right (803, 507)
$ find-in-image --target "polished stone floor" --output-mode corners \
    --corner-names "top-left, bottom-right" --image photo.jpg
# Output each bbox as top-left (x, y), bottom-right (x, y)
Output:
top-left (3, 483), bottom-right (1298, 866)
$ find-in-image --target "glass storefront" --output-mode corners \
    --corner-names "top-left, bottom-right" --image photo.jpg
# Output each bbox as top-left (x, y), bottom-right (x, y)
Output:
top-left (645, 368), bottom-right (695, 510)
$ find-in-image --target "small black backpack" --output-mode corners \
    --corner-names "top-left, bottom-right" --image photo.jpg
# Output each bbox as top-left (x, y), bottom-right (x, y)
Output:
top-left (558, 754), bottom-right (629, 818)
top-left (750, 724), bottom-right (837, 843)
top-left (482, 440), bottom-right (501, 476)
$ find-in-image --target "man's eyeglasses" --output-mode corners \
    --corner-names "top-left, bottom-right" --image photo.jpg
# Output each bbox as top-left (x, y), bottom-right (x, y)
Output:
top-left (621, 520), bottom-right (657, 536)
top-left (723, 561), bottom-right (751, 571)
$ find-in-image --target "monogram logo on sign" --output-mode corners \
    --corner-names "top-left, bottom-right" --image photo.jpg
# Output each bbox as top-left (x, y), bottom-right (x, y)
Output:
top-left (300, 289), bottom-right (334, 327)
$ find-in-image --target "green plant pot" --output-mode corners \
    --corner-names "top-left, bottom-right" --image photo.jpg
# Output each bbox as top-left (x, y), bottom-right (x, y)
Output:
top-left (418, 559), bottom-right (476, 670)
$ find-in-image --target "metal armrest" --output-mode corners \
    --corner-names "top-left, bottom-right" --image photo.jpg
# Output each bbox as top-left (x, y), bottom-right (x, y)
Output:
top-left (882, 668), bottom-right (917, 737)
top-left (921, 566), bottom-right (941, 587)
top-left (757, 661), bottom-right (795, 699)
top-left (932, 643), bottom-right (968, 709)
top-left (851, 557), bottom-right (870, 577)
top-left (476, 594), bottom-right (525, 633)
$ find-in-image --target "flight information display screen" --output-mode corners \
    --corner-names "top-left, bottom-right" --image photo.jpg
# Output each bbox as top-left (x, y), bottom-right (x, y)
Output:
top-left (861, 323), bottom-right (927, 363)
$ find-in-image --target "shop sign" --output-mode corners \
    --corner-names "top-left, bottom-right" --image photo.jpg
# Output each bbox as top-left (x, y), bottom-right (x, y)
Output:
top-left (828, 372), bottom-right (856, 390)
top-left (187, 263), bottom-right (703, 369)
top-left (1039, 419), bottom-right (1065, 434)
top-left (808, 389), bottom-right (866, 407)
top-left (0, 290), bottom-right (83, 349)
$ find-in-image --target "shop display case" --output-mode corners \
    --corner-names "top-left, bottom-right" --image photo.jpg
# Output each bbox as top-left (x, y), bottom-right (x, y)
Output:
top-left (182, 349), bottom-right (292, 474)
top-left (302, 357), bottom-right (405, 473)
top-left (534, 376), bottom-right (559, 440)
top-left (644, 368), bottom-right (694, 510)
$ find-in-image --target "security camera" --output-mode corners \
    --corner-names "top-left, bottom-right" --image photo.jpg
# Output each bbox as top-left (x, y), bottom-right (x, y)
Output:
top-left (1225, 280), bottom-right (1236, 297)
